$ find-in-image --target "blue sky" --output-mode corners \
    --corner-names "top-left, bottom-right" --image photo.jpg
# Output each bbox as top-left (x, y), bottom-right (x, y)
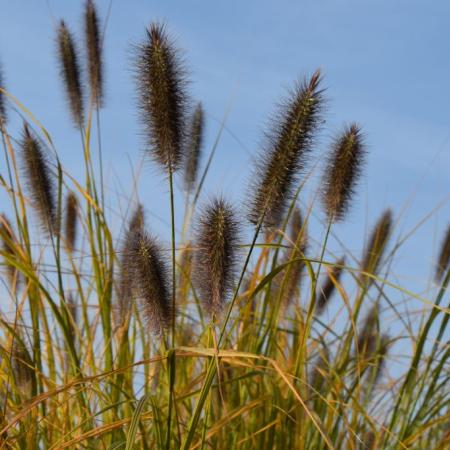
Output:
top-left (1, 1), bottom-right (450, 352)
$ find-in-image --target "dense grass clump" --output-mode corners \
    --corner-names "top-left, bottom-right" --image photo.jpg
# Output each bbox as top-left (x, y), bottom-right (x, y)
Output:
top-left (0, 3), bottom-right (449, 449)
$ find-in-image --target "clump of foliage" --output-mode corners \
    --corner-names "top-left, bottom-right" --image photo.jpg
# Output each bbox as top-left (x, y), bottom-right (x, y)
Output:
top-left (0, 2), bottom-right (449, 449)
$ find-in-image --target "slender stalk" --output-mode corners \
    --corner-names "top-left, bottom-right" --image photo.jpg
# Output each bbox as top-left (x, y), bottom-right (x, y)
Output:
top-left (165, 168), bottom-right (177, 448)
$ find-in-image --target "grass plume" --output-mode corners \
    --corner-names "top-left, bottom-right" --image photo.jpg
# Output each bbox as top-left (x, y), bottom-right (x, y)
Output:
top-left (193, 197), bottom-right (240, 316)
top-left (135, 22), bottom-right (188, 173)
top-left (20, 124), bottom-right (58, 236)
top-left (184, 102), bottom-right (204, 192)
top-left (64, 192), bottom-right (78, 253)
top-left (57, 20), bottom-right (84, 126)
top-left (124, 229), bottom-right (172, 335)
top-left (322, 123), bottom-right (365, 222)
top-left (84, 0), bottom-right (103, 107)
top-left (360, 209), bottom-right (393, 285)
top-left (248, 71), bottom-right (323, 228)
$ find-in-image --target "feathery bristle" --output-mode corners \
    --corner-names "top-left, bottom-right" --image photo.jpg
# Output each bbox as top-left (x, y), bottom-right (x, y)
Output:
top-left (193, 197), bottom-right (240, 316)
top-left (57, 20), bottom-right (84, 126)
top-left (274, 208), bottom-right (308, 306)
top-left (21, 124), bottom-right (58, 236)
top-left (436, 223), bottom-right (450, 282)
top-left (116, 204), bottom-right (145, 323)
top-left (316, 257), bottom-right (345, 314)
top-left (248, 70), bottom-right (323, 228)
top-left (64, 192), bottom-right (78, 253)
top-left (360, 209), bottom-right (393, 285)
top-left (85, 0), bottom-right (103, 106)
top-left (184, 102), bottom-right (204, 191)
top-left (135, 22), bottom-right (188, 173)
top-left (0, 214), bottom-right (19, 288)
top-left (0, 61), bottom-right (7, 124)
top-left (124, 229), bottom-right (171, 335)
top-left (322, 123), bottom-right (366, 222)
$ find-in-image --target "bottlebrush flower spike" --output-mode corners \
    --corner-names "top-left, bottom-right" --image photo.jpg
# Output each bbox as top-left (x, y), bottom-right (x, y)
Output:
top-left (248, 70), bottom-right (323, 228)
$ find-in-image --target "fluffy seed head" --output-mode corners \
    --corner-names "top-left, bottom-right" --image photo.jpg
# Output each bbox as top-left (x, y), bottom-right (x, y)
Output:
top-left (0, 62), bottom-right (7, 124)
top-left (57, 20), bottom-right (84, 126)
top-left (193, 198), bottom-right (240, 316)
top-left (316, 257), bottom-right (345, 314)
top-left (436, 223), bottom-right (450, 282)
top-left (248, 70), bottom-right (323, 228)
top-left (64, 192), bottom-right (78, 253)
top-left (184, 102), bottom-right (204, 192)
top-left (124, 229), bottom-right (172, 335)
top-left (322, 123), bottom-right (366, 222)
top-left (85, 0), bottom-right (103, 106)
top-left (360, 209), bottom-right (393, 285)
top-left (135, 23), bottom-right (188, 173)
top-left (21, 124), bottom-right (58, 236)
top-left (116, 204), bottom-right (145, 324)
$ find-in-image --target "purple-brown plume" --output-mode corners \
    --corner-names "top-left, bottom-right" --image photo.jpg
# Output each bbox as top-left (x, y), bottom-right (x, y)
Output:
top-left (57, 20), bottom-right (84, 126)
top-left (193, 197), bottom-right (240, 316)
top-left (124, 229), bottom-right (172, 335)
top-left (84, 0), bottom-right (103, 106)
top-left (135, 23), bottom-right (188, 173)
top-left (248, 71), bottom-right (323, 228)
top-left (322, 123), bottom-right (365, 222)
top-left (360, 209), bottom-right (392, 285)
top-left (184, 102), bottom-right (204, 192)
top-left (64, 191), bottom-right (78, 253)
top-left (20, 124), bottom-right (58, 236)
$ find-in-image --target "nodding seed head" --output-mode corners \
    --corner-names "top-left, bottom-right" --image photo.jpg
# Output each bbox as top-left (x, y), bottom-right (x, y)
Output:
top-left (0, 214), bottom-right (20, 289)
top-left (57, 20), bottom-right (84, 126)
top-left (184, 102), bottom-right (204, 192)
top-left (316, 257), bottom-right (345, 314)
top-left (193, 197), bottom-right (240, 316)
top-left (84, 0), bottom-right (104, 107)
top-left (248, 70), bottom-right (324, 229)
top-left (436, 223), bottom-right (450, 283)
top-left (322, 123), bottom-right (366, 222)
top-left (0, 62), bottom-right (7, 124)
top-left (135, 22), bottom-right (188, 173)
top-left (20, 124), bottom-right (58, 236)
top-left (65, 192), bottom-right (78, 253)
top-left (360, 209), bottom-right (393, 285)
top-left (124, 229), bottom-right (172, 335)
